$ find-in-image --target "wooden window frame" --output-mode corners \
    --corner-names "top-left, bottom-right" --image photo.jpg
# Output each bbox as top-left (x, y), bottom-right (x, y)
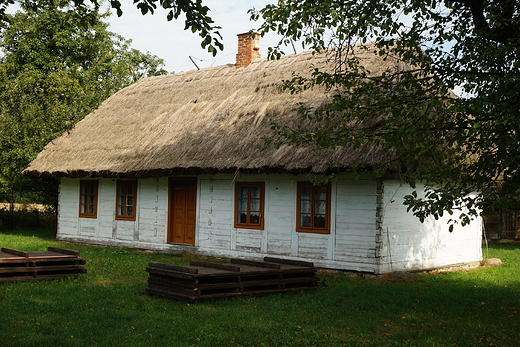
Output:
top-left (115, 180), bottom-right (137, 221)
top-left (234, 182), bottom-right (265, 230)
top-left (296, 182), bottom-right (331, 234)
top-left (79, 180), bottom-right (98, 218)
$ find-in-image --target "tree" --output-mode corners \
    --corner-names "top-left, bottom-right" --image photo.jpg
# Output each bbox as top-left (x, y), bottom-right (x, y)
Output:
top-left (250, 0), bottom-right (520, 227)
top-left (123, 48), bottom-right (171, 82)
top-left (0, 1), bottom-right (166, 212)
top-left (0, 0), bottom-right (223, 55)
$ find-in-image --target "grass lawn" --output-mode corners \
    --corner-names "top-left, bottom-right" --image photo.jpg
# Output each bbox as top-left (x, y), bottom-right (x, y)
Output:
top-left (1, 229), bottom-right (519, 347)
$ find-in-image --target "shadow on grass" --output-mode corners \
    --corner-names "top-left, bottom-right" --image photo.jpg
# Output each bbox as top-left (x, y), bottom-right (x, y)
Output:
top-left (0, 228), bottom-right (56, 240)
top-left (0, 233), bottom-right (519, 346)
top-left (1, 270), bottom-right (519, 347)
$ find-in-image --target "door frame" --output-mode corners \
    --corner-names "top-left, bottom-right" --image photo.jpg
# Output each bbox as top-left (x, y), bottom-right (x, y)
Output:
top-left (167, 177), bottom-right (197, 245)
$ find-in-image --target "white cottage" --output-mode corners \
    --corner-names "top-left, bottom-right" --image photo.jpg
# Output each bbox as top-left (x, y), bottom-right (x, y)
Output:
top-left (24, 34), bottom-right (482, 274)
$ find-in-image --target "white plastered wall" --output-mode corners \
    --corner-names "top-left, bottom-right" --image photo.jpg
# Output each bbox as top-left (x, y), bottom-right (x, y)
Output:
top-left (57, 176), bottom-right (482, 273)
top-left (378, 181), bottom-right (483, 273)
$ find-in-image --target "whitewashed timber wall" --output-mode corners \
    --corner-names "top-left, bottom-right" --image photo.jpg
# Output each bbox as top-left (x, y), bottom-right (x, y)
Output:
top-left (195, 174), bottom-right (380, 272)
top-left (58, 178), bottom-right (168, 247)
top-left (379, 181), bottom-right (483, 273)
top-left (57, 175), bottom-right (482, 274)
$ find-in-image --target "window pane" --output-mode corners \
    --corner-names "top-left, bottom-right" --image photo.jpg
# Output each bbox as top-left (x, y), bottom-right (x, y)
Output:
top-left (235, 182), bottom-right (264, 229)
top-left (127, 195), bottom-right (134, 206)
top-left (314, 215), bottom-right (326, 228)
top-left (118, 206), bottom-right (124, 216)
top-left (300, 187), bottom-right (312, 200)
top-left (238, 199), bottom-right (247, 211)
top-left (250, 199), bottom-right (260, 212)
top-left (239, 212), bottom-right (247, 223)
top-left (300, 200), bottom-right (311, 214)
top-left (126, 206), bottom-right (133, 216)
top-left (250, 186), bottom-right (260, 199)
top-left (118, 185), bottom-right (125, 194)
top-left (127, 185), bottom-right (134, 194)
top-left (300, 214), bottom-right (311, 227)
top-left (119, 195), bottom-right (125, 205)
top-left (238, 186), bottom-right (248, 198)
top-left (79, 181), bottom-right (98, 218)
top-left (250, 212), bottom-right (260, 224)
top-left (314, 201), bottom-right (326, 215)
top-left (315, 186), bottom-right (327, 200)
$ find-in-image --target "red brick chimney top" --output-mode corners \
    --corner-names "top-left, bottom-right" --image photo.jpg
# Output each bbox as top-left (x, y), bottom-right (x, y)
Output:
top-left (236, 32), bottom-right (260, 68)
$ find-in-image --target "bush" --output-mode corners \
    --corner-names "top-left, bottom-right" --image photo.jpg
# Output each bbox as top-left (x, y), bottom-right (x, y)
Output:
top-left (0, 204), bottom-right (56, 229)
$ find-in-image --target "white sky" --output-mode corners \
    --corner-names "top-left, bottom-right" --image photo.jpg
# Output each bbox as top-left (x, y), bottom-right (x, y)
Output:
top-left (105, 0), bottom-right (292, 73)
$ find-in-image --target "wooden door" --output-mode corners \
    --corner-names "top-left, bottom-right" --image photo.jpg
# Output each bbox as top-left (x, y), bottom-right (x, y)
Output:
top-left (168, 178), bottom-right (196, 245)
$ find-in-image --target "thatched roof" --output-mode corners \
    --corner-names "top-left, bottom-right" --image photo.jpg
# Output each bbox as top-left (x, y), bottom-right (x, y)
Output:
top-left (24, 44), bottom-right (403, 179)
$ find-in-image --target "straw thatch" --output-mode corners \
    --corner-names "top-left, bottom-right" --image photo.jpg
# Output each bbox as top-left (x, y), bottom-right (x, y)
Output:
top-left (23, 44), bottom-right (404, 179)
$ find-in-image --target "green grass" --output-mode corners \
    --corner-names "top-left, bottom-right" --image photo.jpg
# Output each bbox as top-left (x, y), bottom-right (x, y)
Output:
top-left (1, 229), bottom-right (519, 347)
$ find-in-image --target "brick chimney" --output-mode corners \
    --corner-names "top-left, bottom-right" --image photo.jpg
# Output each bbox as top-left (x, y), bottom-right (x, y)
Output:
top-left (236, 32), bottom-right (260, 68)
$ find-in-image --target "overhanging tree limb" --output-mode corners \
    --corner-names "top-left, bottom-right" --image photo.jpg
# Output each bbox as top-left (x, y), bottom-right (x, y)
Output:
top-left (252, 0), bottom-right (520, 225)
top-left (0, 0), bottom-right (223, 55)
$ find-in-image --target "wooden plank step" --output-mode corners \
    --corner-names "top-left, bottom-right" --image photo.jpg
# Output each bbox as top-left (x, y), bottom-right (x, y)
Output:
top-left (147, 274), bottom-right (198, 287)
top-left (148, 276), bottom-right (242, 290)
top-left (147, 274), bottom-right (304, 290)
top-left (239, 273), bottom-right (282, 282)
top-left (146, 267), bottom-right (200, 280)
top-left (148, 282), bottom-right (241, 297)
top-left (1, 248), bottom-right (29, 258)
top-left (146, 267), bottom-right (240, 282)
top-left (0, 265), bottom-right (86, 274)
top-left (0, 246), bottom-right (86, 282)
top-left (147, 262), bottom-right (199, 274)
top-left (148, 282), bottom-right (203, 296)
top-left (264, 257), bottom-right (314, 267)
top-left (47, 247), bottom-right (80, 256)
top-left (0, 257), bottom-right (86, 266)
top-left (1, 255), bottom-right (84, 264)
top-left (189, 260), bottom-right (241, 272)
top-left (240, 282), bottom-right (283, 291)
top-left (240, 288), bottom-right (286, 296)
top-left (146, 287), bottom-right (242, 302)
top-left (146, 257), bottom-right (319, 302)
top-left (230, 258), bottom-right (281, 269)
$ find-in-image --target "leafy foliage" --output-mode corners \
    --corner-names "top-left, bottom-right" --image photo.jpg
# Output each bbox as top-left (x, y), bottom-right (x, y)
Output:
top-left (0, 1), bottom-right (167, 212)
top-left (0, 0), bottom-right (223, 55)
top-left (251, 0), bottom-right (520, 225)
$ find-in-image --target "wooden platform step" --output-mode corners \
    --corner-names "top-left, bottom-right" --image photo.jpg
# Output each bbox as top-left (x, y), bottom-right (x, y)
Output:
top-left (0, 247), bottom-right (87, 282)
top-left (145, 257), bottom-right (319, 302)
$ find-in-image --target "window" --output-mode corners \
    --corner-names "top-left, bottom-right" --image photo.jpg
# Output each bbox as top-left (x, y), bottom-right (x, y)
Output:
top-left (234, 182), bottom-right (265, 229)
top-left (116, 180), bottom-right (137, 221)
top-left (296, 182), bottom-right (330, 234)
top-left (79, 180), bottom-right (98, 218)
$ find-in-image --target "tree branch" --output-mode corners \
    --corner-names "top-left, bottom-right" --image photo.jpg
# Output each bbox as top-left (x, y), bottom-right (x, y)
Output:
top-left (447, 0), bottom-right (518, 43)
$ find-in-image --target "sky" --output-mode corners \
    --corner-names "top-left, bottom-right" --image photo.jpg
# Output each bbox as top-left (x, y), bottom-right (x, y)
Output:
top-left (105, 0), bottom-right (290, 73)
